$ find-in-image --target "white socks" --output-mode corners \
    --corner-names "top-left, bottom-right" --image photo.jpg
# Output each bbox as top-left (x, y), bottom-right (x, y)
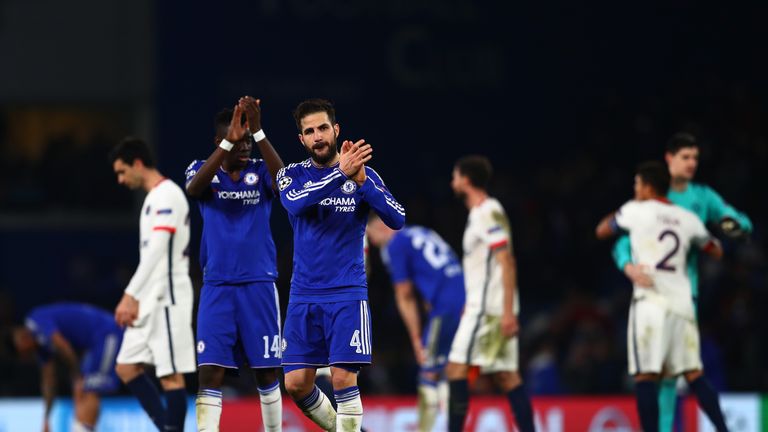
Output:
top-left (334, 386), bottom-right (363, 432)
top-left (196, 388), bottom-right (223, 432)
top-left (418, 380), bottom-right (440, 432)
top-left (258, 380), bottom-right (283, 431)
top-left (297, 385), bottom-right (337, 431)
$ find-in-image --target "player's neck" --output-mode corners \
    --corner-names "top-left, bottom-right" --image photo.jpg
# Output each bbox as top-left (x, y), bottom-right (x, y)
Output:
top-left (143, 169), bottom-right (165, 192)
top-left (670, 177), bottom-right (689, 192)
top-left (465, 189), bottom-right (488, 209)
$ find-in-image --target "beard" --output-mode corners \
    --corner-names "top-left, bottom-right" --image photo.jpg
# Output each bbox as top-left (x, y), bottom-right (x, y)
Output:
top-left (306, 138), bottom-right (338, 165)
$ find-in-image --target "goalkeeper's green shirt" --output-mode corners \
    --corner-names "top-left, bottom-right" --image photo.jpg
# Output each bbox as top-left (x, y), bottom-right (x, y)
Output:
top-left (612, 182), bottom-right (752, 296)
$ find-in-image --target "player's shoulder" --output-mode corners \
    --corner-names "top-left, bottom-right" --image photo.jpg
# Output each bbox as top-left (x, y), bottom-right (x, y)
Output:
top-left (150, 179), bottom-right (188, 206)
top-left (479, 196), bottom-right (507, 217)
top-left (185, 159), bottom-right (205, 173)
top-left (277, 159), bottom-right (311, 178)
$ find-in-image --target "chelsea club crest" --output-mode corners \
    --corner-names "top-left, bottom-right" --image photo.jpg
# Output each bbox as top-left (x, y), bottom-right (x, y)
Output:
top-left (245, 173), bottom-right (259, 185)
top-left (341, 179), bottom-right (357, 194)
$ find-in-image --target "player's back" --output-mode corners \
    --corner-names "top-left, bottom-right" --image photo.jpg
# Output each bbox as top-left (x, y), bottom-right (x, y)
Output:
top-left (616, 199), bottom-right (710, 318)
top-left (140, 179), bottom-right (191, 300)
top-left (26, 303), bottom-right (119, 351)
top-left (383, 226), bottom-right (464, 314)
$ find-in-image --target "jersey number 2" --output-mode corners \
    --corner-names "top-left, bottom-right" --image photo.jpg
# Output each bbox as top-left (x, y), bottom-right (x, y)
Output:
top-left (655, 230), bottom-right (680, 272)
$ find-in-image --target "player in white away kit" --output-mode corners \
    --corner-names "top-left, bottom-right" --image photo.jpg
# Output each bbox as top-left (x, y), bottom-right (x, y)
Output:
top-left (596, 161), bottom-right (729, 432)
top-left (110, 138), bottom-right (196, 432)
top-left (446, 156), bottom-right (535, 432)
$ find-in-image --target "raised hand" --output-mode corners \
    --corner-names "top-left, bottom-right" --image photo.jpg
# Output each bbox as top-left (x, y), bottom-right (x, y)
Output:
top-left (340, 139), bottom-right (371, 184)
top-left (241, 96), bottom-right (263, 134)
top-left (224, 102), bottom-right (248, 142)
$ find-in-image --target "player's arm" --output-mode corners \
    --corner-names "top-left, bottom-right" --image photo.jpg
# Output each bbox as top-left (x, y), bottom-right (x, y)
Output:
top-left (357, 166), bottom-right (405, 230)
top-left (116, 228), bottom-right (173, 327)
top-left (393, 280), bottom-right (425, 364)
top-left (495, 247), bottom-right (519, 338)
top-left (186, 103), bottom-right (248, 198)
top-left (595, 212), bottom-right (620, 239)
top-left (49, 331), bottom-right (80, 379)
top-left (703, 186), bottom-right (753, 238)
top-left (243, 97), bottom-right (284, 191)
top-left (692, 216), bottom-right (724, 260)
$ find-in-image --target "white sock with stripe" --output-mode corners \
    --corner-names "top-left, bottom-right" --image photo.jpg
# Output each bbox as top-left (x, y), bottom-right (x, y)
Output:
top-left (418, 378), bottom-right (440, 432)
top-left (258, 380), bottom-right (282, 431)
top-left (297, 385), bottom-right (337, 431)
top-left (196, 388), bottom-right (223, 432)
top-left (334, 386), bottom-right (363, 432)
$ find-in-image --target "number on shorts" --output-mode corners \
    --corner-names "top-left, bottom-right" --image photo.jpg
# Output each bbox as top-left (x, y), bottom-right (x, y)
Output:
top-left (263, 335), bottom-right (281, 358)
top-left (655, 230), bottom-right (680, 272)
top-left (350, 330), bottom-right (362, 354)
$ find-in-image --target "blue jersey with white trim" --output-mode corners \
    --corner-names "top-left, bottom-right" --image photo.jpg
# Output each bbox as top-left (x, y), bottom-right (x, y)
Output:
top-left (277, 160), bottom-right (405, 302)
top-left (185, 159), bottom-right (277, 284)
top-left (25, 303), bottom-right (120, 362)
top-left (382, 226), bottom-right (465, 314)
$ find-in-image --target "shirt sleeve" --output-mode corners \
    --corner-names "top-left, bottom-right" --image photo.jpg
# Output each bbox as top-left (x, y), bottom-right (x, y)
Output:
top-left (256, 159), bottom-right (275, 198)
top-left (358, 167), bottom-right (406, 230)
top-left (703, 185), bottom-right (753, 233)
top-left (385, 236), bottom-right (411, 284)
top-left (184, 160), bottom-right (204, 188)
top-left (277, 165), bottom-right (348, 216)
top-left (613, 201), bottom-right (636, 231)
top-left (479, 205), bottom-right (512, 251)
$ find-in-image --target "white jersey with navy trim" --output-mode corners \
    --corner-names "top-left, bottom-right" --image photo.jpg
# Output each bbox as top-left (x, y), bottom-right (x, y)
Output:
top-left (134, 179), bottom-right (192, 307)
top-left (615, 199), bottom-right (713, 320)
top-left (461, 197), bottom-right (517, 316)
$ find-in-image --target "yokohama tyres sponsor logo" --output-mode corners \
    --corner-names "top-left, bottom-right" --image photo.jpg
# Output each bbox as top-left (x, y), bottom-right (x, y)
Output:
top-left (217, 190), bottom-right (259, 200)
top-left (320, 197), bottom-right (356, 206)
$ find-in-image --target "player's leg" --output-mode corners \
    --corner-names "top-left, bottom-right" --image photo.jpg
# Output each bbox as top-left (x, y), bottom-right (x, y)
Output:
top-left (683, 370), bottom-right (728, 431)
top-left (327, 300), bottom-right (374, 432)
top-left (195, 284), bottom-right (238, 432)
top-left (445, 310), bottom-right (483, 432)
top-left (418, 314), bottom-right (458, 432)
top-left (150, 291), bottom-right (196, 432)
top-left (239, 282), bottom-right (283, 432)
top-left (657, 377), bottom-right (678, 432)
top-left (72, 381), bottom-right (99, 431)
top-left (492, 371), bottom-right (535, 432)
top-left (283, 302), bottom-right (336, 430)
top-left (77, 332), bottom-right (121, 431)
top-left (629, 300), bottom-right (665, 432)
top-left (115, 326), bottom-right (166, 430)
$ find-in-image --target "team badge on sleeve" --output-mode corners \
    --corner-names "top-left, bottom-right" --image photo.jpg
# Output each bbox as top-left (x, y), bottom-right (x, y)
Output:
top-left (278, 176), bottom-right (293, 191)
top-left (245, 173), bottom-right (259, 185)
top-left (341, 180), bottom-right (357, 194)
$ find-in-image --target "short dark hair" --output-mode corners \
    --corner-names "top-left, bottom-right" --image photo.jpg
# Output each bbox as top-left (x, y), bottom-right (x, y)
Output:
top-left (666, 132), bottom-right (697, 155)
top-left (109, 137), bottom-right (155, 167)
top-left (636, 160), bottom-right (670, 196)
top-left (455, 155), bottom-right (493, 190)
top-left (293, 99), bottom-right (336, 131)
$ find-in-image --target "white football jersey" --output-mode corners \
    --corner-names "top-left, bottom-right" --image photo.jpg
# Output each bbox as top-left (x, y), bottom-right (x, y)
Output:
top-left (462, 197), bottom-right (518, 316)
top-left (138, 179), bottom-right (191, 305)
top-left (615, 199), bottom-right (712, 319)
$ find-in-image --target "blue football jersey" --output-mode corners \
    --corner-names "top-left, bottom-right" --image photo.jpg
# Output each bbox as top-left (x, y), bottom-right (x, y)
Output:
top-left (277, 160), bottom-right (405, 302)
top-left (185, 159), bottom-right (277, 284)
top-left (25, 303), bottom-right (120, 361)
top-left (382, 226), bottom-right (465, 314)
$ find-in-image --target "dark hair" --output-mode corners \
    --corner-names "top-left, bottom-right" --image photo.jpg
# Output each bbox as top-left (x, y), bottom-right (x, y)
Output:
top-left (293, 99), bottom-right (336, 131)
top-left (455, 155), bottom-right (493, 190)
top-left (636, 160), bottom-right (670, 196)
top-left (109, 137), bottom-right (155, 167)
top-left (666, 132), bottom-right (697, 155)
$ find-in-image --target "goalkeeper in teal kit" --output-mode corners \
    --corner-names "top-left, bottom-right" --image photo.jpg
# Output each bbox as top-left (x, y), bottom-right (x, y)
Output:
top-left (612, 133), bottom-right (752, 432)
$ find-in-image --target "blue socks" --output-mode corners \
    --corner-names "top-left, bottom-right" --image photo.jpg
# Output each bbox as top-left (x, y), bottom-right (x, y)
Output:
top-left (506, 384), bottom-right (535, 432)
top-left (448, 379), bottom-right (469, 432)
top-left (164, 388), bottom-right (187, 431)
top-left (689, 376), bottom-right (729, 431)
top-left (126, 374), bottom-right (166, 431)
top-left (635, 381), bottom-right (659, 432)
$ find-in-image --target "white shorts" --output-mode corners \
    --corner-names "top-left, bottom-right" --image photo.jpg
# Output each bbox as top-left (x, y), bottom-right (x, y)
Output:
top-left (448, 311), bottom-right (518, 373)
top-left (628, 298), bottom-right (701, 376)
top-left (116, 293), bottom-right (196, 378)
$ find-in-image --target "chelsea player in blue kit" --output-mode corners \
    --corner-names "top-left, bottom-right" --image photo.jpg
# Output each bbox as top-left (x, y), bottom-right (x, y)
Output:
top-left (13, 303), bottom-right (123, 432)
top-left (186, 97), bottom-right (285, 432)
top-left (278, 99), bottom-right (405, 432)
top-left (367, 217), bottom-right (465, 432)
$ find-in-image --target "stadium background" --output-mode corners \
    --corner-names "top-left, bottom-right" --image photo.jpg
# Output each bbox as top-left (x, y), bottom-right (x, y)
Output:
top-left (0, 1), bottom-right (766, 430)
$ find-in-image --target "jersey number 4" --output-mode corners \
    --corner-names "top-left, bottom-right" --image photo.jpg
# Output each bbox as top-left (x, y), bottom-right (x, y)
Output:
top-left (656, 230), bottom-right (680, 272)
top-left (350, 330), bottom-right (363, 354)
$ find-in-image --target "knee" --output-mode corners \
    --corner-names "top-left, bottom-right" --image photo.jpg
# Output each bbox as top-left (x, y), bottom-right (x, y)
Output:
top-left (284, 376), bottom-right (313, 400)
top-left (445, 362), bottom-right (468, 381)
top-left (198, 365), bottom-right (225, 389)
top-left (115, 363), bottom-right (141, 383)
top-left (494, 371), bottom-right (522, 392)
top-left (254, 368), bottom-right (280, 388)
top-left (330, 368), bottom-right (358, 390)
top-left (683, 369), bottom-right (703, 383)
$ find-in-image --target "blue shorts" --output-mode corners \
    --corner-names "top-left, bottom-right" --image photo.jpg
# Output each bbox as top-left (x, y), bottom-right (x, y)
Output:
top-left (282, 300), bottom-right (372, 372)
top-left (196, 282), bottom-right (281, 368)
top-left (421, 312), bottom-right (461, 374)
top-left (81, 331), bottom-right (123, 394)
